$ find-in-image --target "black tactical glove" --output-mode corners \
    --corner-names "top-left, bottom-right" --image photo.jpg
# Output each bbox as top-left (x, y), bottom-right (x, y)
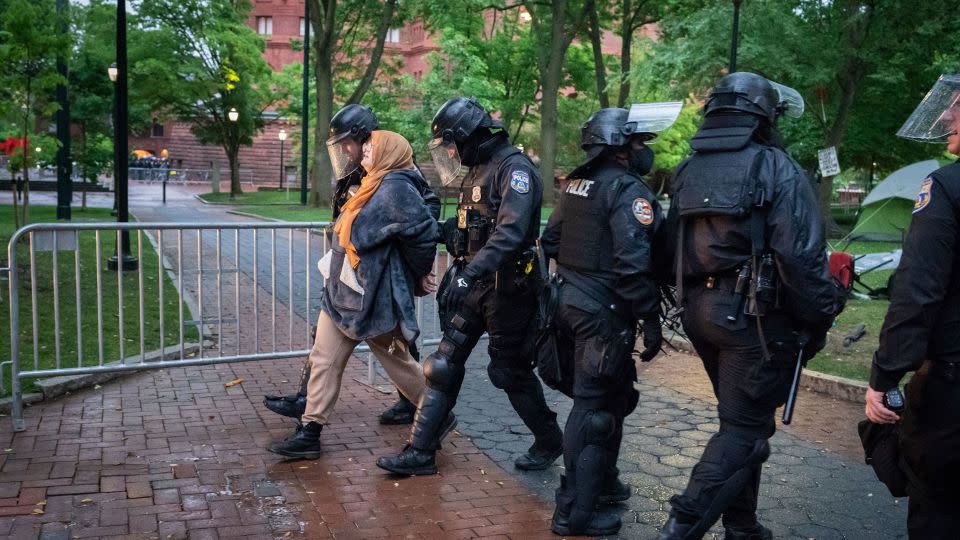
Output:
top-left (441, 217), bottom-right (460, 247)
top-left (639, 314), bottom-right (662, 362)
top-left (444, 271), bottom-right (477, 315)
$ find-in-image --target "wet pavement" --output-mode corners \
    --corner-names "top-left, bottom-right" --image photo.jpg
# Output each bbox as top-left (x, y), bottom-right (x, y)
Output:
top-left (0, 184), bottom-right (909, 538)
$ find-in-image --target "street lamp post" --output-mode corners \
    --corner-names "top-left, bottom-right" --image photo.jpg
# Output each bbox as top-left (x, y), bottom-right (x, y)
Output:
top-left (300, 0), bottom-right (310, 206)
top-left (729, 0), bottom-right (743, 73)
top-left (108, 0), bottom-right (137, 272)
top-left (278, 128), bottom-right (287, 190)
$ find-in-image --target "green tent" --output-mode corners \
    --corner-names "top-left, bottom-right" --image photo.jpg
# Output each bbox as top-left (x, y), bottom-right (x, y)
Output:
top-left (852, 160), bottom-right (940, 241)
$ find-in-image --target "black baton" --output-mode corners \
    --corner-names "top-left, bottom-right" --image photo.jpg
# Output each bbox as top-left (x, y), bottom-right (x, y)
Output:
top-left (781, 335), bottom-right (809, 425)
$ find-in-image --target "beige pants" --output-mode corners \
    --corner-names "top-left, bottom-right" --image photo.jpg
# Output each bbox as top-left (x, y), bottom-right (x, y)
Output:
top-left (301, 310), bottom-right (425, 425)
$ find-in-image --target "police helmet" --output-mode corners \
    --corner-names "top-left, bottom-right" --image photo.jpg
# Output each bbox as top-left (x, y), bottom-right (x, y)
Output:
top-left (580, 108), bottom-right (653, 161)
top-left (430, 97), bottom-right (503, 147)
top-left (328, 104), bottom-right (379, 144)
top-left (705, 72), bottom-right (780, 123)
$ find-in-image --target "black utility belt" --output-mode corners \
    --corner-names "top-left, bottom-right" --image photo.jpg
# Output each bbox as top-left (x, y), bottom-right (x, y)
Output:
top-left (702, 274), bottom-right (740, 293)
top-left (929, 360), bottom-right (960, 383)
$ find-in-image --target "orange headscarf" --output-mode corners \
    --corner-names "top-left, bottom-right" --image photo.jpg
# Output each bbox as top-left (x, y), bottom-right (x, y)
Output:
top-left (335, 130), bottom-right (415, 268)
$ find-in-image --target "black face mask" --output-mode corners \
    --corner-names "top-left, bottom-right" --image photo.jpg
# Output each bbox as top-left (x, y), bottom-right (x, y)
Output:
top-left (628, 145), bottom-right (655, 176)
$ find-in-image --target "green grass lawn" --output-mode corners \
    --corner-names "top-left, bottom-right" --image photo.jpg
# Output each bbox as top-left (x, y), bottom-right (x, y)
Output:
top-left (0, 206), bottom-right (195, 395)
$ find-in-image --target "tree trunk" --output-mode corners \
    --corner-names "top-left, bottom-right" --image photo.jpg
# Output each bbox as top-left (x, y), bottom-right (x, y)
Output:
top-left (11, 172), bottom-right (20, 230)
top-left (818, 4), bottom-right (872, 236)
top-left (309, 0), bottom-right (336, 208)
top-left (534, 0), bottom-right (590, 205)
top-left (587, 3), bottom-right (609, 108)
top-left (617, 0), bottom-right (633, 108)
top-left (345, 0), bottom-right (396, 105)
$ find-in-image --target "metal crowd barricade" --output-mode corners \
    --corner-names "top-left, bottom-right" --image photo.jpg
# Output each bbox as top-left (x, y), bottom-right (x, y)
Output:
top-left (4, 219), bottom-right (548, 432)
top-left (4, 221), bottom-right (330, 431)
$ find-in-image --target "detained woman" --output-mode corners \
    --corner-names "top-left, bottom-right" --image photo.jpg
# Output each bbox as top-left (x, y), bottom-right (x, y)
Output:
top-left (268, 130), bottom-right (450, 459)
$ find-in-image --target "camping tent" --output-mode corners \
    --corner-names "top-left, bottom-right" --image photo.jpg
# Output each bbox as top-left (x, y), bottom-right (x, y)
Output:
top-left (852, 160), bottom-right (940, 240)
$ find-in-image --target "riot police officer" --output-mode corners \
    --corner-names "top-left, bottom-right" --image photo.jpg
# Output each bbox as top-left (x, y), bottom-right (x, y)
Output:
top-left (658, 73), bottom-right (845, 540)
top-left (865, 74), bottom-right (960, 538)
top-left (539, 104), bottom-right (677, 536)
top-left (263, 104), bottom-right (440, 425)
top-left (376, 97), bottom-right (564, 475)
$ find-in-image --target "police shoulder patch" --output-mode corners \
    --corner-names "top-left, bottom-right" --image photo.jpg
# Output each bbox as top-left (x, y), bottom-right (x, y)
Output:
top-left (632, 198), bottom-right (654, 225)
top-left (510, 170), bottom-right (530, 194)
top-left (913, 177), bottom-right (933, 214)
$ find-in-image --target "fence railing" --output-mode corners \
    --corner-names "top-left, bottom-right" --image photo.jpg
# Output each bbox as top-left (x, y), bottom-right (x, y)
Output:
top-left (4, 221), bottom-right (457, 431)
top-left (127, 167), bottom-right (256, 185)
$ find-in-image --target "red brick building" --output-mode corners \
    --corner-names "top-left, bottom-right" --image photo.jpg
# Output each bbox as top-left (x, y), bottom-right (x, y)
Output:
top-left (131, 3), bottom-right (641, 188)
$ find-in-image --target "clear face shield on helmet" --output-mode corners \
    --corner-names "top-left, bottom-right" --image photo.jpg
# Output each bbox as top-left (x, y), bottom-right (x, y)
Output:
top-left (768, 80), bottom-right (805, 118)
top-left (326, 132), bottom-right (363, 180)
top-left (429, 137), bottom-right (463, 186)
top-left (626, 101), bottom-right (684, 137)
top-left (896, 75), bottom-right (960, 143)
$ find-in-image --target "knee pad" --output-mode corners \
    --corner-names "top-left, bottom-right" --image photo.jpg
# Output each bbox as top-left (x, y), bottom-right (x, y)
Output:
top-left (583, 410), bottom-right (616, 445)
top-left (423, 352), bottom-right (463, 391)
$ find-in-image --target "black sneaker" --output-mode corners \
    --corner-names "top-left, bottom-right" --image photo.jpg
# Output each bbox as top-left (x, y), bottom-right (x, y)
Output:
top-left (379, 395), bottom-right (416, 425)
top-left (551, 507), bottom-right (621, 536)
top-left (267, 421), bottom-right (322, 459)
top-left (376, 444), bottom-right (438, 476)
top-left (515, 441), bottom-right (563, 471)
top-left (598, 477), bottom-right (632, 505)
top-left (263, 393), bottom-right (306, 419)
top-left (725, 523), bottom-right (773, 540)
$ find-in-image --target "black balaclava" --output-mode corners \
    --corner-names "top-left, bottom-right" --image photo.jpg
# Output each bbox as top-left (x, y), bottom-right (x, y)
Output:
top-left (460, 127), bottom-right (509, 166)
top-left (628, 145), bottom-right (655, 176)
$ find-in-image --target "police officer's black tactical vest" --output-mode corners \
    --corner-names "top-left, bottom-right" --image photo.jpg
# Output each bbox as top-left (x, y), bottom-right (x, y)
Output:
top-left (673, 144), bottom-right (764, 221)
top-left (456, 146), bottom-right (539, 256)
top-left (557, 174), bottom-right (629, 273)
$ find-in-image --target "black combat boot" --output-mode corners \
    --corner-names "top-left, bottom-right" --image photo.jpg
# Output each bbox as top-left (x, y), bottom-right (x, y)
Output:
top-left (376, 444), bottom-right (438, 476)
top-left (598, 476), bottom-right (631, 505)
top-left (658, 513), bottom-right (696, 540)
top-left (376, 413), bottom-right (458, 476)
top-left (515, 440), bottom-right (563, 470)
top-left (551, 476), bottom-right (622, 536)
top-left (263, 393), bottom-right (306, 419)
top-left (268, 421), bottom-right (322, 459)
top-left (379, 393), bottom-right (417, 425)
top-left (725, 523), bottom-right (773, 540)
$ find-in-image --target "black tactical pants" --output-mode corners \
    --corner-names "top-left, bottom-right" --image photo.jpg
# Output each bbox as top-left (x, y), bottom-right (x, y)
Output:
top-left (900, 367), bottom-right (960, 538)
top-left (552, 284), bottom-right (638, 526)
top-left (411, 278), bottom-right (561, 451)
top-left (669, 285), bottom-right (796, 532)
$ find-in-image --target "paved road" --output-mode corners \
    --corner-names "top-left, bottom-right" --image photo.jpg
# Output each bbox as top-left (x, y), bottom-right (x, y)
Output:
top-left (134, 184), bottom-right (908, 538)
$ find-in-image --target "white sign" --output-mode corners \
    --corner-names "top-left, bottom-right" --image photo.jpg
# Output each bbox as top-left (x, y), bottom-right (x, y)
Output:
top-left (818, 146), bottom-right (841, 177)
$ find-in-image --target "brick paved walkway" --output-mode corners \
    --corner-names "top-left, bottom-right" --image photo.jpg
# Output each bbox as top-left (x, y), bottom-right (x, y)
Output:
top-left (0, 354), bottom-right (557, 540)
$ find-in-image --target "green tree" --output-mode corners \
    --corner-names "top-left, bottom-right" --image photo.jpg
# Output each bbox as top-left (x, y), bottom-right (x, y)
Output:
top-left (645, 0), bottom-right (960, 230)
top-left (0, 0), bottom-right (68, 225)
top-left (522, 0), bottom-right (594, 203)
top-left (306, 0), bottom-right (401, 208)
top-left (69, 0), bottom-right (149, 209)
top-left (132, 0), bottom-right (278, 198)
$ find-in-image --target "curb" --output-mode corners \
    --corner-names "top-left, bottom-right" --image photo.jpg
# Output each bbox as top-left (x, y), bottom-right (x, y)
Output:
top-left (665, 333), bottom-right (866, 404)
top-left (225, 209), bottom-right (284, 222)
top-left (0, 344), bottom-right (201, 415)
